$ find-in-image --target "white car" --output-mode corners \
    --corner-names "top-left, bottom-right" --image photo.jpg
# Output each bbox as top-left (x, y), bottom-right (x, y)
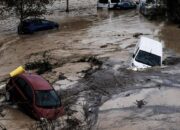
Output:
top-left (131, 37), bottom-right (163, 69)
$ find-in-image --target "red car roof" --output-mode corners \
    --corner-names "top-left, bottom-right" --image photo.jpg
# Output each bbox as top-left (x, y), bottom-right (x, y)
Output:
top-left (19, 73), bottom-right (52, 91)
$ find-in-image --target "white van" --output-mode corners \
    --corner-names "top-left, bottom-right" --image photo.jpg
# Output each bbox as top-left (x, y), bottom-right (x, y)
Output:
top-left (131, 37), bottom-right (163, 69)
top-left (97, 0), bottom-right (120, 9)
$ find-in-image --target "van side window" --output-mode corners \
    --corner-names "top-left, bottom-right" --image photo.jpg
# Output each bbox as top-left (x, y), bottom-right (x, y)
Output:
top-left (15, 78), bottom-right (33, 102)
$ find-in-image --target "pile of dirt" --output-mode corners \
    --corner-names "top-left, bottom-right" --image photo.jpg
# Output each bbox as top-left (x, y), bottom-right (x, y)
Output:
top-left (25, 60), bottom-right (53, 74)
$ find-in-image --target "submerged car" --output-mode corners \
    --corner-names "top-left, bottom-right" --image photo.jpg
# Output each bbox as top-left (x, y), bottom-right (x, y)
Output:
top-left (139, 2), bottom-right (156, 16)
top-left (18, 18), bottom-right (59, 34)
top-left (131, 36), bottom-right (163, 69)
top-left (97, 0), bottom-right (120, 9)
top-left (97, 0), bottom-right (136, 9)
top-left (114, 0), bottom-right (137, 9)
top-left (6, 73), bottom-right (64, 120)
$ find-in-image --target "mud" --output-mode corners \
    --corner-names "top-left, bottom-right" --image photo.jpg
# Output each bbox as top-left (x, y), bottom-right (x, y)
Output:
top-left (160, 23), bottom-right (180, 53)
top-left (0, 3), bottom-right (180, 130)
top-left (94, 87), bottom-right (180, 130)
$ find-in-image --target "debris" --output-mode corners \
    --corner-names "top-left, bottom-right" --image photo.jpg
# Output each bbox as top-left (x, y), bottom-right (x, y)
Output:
top-left (125, 93), bottom-right (130, 97)
top-left (133, 33), bottom-right (143, 38)
top-left (0, 123), bottom-right (6, 130)
top-left (66, 118), bottom-right (81, 129)
top-left (33, 118), bottom-right (61, 130)
top-left (135, 100), bottom-right (147, 108)
top-left (163, 57), bottom-right (180, 65)
top-left (0, 103), bottom-right (7, 130)
top-left (59, 74), bottom-right (67, 80)
top-left (78, 56), bottom-right (102, 66)
top-left (25, 60), bottom-right (52, 74)
top-left (100, 45), bottom-right (108, 48)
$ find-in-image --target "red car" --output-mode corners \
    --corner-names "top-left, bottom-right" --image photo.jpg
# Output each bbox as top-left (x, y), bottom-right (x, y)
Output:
top-left (6, 73), bottom-right (64, 120)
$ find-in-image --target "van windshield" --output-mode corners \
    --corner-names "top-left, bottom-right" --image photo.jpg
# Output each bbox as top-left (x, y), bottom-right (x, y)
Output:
top-left (35, 90), bottom-right (61, 108)
top-left (135, 50), bottom-right (161, 66)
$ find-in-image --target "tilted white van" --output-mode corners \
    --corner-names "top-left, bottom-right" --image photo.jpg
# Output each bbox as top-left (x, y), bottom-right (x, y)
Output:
top-left (131, 37), bottom-right (163, 69)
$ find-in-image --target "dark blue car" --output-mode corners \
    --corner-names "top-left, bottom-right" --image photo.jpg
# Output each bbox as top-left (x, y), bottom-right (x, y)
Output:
top-left (114, 0), bottom-right (137, 9)
top-left (18, 18), bottom-right (59, 34)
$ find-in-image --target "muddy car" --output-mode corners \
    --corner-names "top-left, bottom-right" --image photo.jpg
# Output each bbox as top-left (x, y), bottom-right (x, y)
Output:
top-left (18, 18), bottom-right (59, 34)
top-left (131, 36), bottom-right (163, 69)
top-left (114, 0), bottom-right (137, 9)
top-left (97, 0), bottom-right (136, 9)
top-left (6, 73), bottom-right (64, 120)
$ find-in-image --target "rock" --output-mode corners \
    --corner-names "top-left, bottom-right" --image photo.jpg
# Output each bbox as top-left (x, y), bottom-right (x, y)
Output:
top-left (59, 74), bottom-right (67, 80)
top-left (100, 45), bottom-right (108, 48)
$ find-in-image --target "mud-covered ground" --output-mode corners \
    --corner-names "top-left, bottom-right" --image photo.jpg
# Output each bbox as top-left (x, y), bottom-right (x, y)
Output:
top-left (0, 2), bottom-right (180, 130)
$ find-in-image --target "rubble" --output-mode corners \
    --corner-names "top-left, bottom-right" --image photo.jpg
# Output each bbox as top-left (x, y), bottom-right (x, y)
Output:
top-left (25, 60), bottom-right (53, 74)
top-left (135, 100), bottom-right (147, 108)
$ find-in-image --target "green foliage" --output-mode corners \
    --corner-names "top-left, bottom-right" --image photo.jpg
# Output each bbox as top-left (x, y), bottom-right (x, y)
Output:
top-left (25, 60), bottom-right (52, 74)
top-left (0, 0), bottom-right (54, 21)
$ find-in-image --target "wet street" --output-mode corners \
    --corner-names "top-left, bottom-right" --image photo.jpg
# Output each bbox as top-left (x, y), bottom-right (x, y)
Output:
top-left (0, 8), bottom-right (180, 130)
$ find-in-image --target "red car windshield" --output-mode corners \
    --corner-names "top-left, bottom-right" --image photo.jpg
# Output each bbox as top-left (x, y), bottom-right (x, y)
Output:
top-left (35, 90), bottom-right (61, 108)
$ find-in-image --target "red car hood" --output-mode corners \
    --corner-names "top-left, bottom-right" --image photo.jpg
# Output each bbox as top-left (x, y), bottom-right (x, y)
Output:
top-left (34, 106), bottom-right (64, 120)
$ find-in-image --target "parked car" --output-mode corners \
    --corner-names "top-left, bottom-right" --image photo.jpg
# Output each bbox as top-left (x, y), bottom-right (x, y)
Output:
top-left (139, 2), bottom-right (156, 16)
top-left (131, 36), bottom-right (163, 69)
top-left (97, 0), bottom-right (120, 9)
top-left (97, 0), bottom-right (136, 9)
top-left (6, 73), bottom-right (64, 120)
top-left (114, 0), bottom-right (137, 9)
top-left (18, 18), bottom-right (59, 34)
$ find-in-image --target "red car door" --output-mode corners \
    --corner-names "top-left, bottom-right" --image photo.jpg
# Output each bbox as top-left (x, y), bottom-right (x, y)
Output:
top-left (13, 77), bottom-right (34, 113)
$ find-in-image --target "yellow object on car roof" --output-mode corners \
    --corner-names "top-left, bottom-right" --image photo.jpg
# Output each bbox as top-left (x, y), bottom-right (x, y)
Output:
top-left (10, 66), bottom-right (25, 77)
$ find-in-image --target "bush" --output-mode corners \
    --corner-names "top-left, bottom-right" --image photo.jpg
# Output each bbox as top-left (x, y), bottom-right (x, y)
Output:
top-left (25, 60), bottom-right (52, 74)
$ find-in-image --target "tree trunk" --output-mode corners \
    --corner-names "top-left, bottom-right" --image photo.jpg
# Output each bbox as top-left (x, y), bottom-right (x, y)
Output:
top-left (20, 0), bottom-right (24, 23)
top-left (66, 0), bottom-right (69, 12)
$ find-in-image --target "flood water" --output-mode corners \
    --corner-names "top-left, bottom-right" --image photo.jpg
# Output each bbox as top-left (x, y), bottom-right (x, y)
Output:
top-left (0, 9), bottom-right (180, 130)
top-left (160, 23), bottom-right (180, 53)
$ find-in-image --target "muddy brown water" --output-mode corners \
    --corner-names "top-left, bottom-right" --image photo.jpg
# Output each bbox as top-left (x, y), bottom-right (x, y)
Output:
top-left (0, 9), bottom-right (180, 130)
top-left (160, 23), bottom-right (180, 53)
